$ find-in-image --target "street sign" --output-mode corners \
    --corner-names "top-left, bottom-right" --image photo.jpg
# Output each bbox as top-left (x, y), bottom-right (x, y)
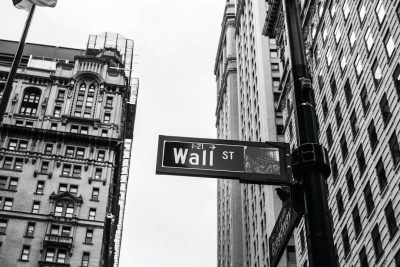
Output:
top-left (269, 185), bottom-right (304, 267)
top-left (156, 135), bottom-right (292, 185)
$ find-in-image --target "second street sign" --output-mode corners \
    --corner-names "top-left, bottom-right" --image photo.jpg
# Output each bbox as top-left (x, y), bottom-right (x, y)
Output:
top-left (156, 135), bottom-right (292, 185)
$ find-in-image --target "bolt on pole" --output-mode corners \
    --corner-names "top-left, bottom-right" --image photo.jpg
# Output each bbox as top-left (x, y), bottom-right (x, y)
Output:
top-left (281, 0), bottom-right (338, 266)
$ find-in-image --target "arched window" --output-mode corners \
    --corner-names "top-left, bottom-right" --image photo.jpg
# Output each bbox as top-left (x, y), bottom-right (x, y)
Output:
top-left (20, 87), bottom-right (41, 116)
top-left (74, 81), bottom-right (96, 118)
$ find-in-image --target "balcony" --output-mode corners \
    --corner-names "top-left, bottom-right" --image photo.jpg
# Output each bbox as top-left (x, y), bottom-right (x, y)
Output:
top-left (43, 234), bottom-right (73, 248)
top-left (39, 261), bottom-right (70, 267)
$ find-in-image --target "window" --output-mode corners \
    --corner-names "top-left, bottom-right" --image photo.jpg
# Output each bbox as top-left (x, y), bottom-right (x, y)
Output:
top-left (384, 31), bottom-right (395, 58)
top-left (346, 169), bottom-right (355, 197)
top-left (0, 219), bottom-right (7, 234)
top-left (318, 69), bottom-right (324, 89)
top-left (334, 25), bottom-right (341, 44)
top-left (329, 0), bottom-right (336, 17)
top-left (360, 86), bottom-right (370, 114)
top-left (357, 146), bottom-right (366, 175)
top-left (359, 246), bottom-right (368, 267)
top-left (334, 104), bottom-right (342, 127)
top-left (69, 185), bottom-right (78, 195)
top-left (65, 203), bottom-right (74, 218)
top-left (358, 3), bottom-right (366, 23)
top-left (348, 26), bottom-right (356, 48)
top-left (50, 123), bottom-right (57, 130)
top-left (339, 50), bottom-right (347, 72)
top-left (61, 226), bottom-right (71, 236)
top-left (36, 181), bottom-right (45, 194)
top-left (344, 80), bottom-right (352, 106)
top-left (272, 78), bottom-right (280, 88)
top-left (104, 113), bottom-right (111, 123)
top-left (385, 201), bottom-right (398, 239)
top-left (95, 168), bottom-right (102, 180)
top-left (32, 201), bottom-right (40, 213)
top-left (322, 96), bottom-right (328, 119)
top-left (330, 76), bottom-right (337, 98)
top-left (270, 50), bottom-right (278, 58)
top-left (25, 222), bottom-right (35, 237)
top-left (81, 252), bottom-right (90, 267)
top-left (106, 97), bottom-right (113, 107)
top-left (62, 164), bottom-right (71, 176)
top-left (41, 161), bottom-right (49, 173)
top-left (72, 165), bottom-right (81, 177)
top-left (57, 250), bottom-right (67, 263)
top-left (365, 28), bottom-right (374, 53)
top-left (44, 143), bottom-right (53, 154)
top-left (76, 147), bottom-right (85, 159)
top-left (352, 205), bottom-right (362, 237)
top-left (80, 127), bottom-right (88, 134)
top-left (53, 106), bottom-right (61, 118)
top-left (372, 225), bottom-right (383, 260)
top-left (19, 88), bottom-right (40, 116)
top-left (271, 63), bottom-right (279, 71)
top-left (97, 151), bottom-right (105, 161)
top-left (370, 59), bottom-right (382, 89)
top-left (379, 93), bottom-right (391, 127)
top-left (88, 208), bottom-right (96, 220)
top-left (59, 184), bottom-right (67, 193)
top-left (376, 159), bottom-right (387, 192)
top-left (343, 1), bottom-right (350, 20)
top-left (331, 156), bottom-right (338, 182)
top-left (0, 176), bottom-right (18, 191)
top-left (340, 134), bottom-right (348, 160)
top-left (342, 227), bottom-right (350, 257)
top-left (336, 189), bottom-right (344, 218)
top-left (355, 54), bottom-right (363, 78)
top-left (17, 141), bottom-right (28, 151)
top-left (393, 64), bottom-right (400, 98)
top-left (14, 158), bottom-right (23, 170)
top-left (45, 248), bottom-right (55, 262)
top-left (300, 229), bottom-right (305, 254)
top-left (368, 121), bottom-right (378, 152)
top-left (364, 182), bottom-right (375, 216)
top-left (91, 188), bottom-right (99, 201)
top-left (326, 125), bottom-right (333, 150)
top-left (326, 49), bottom-right (332, 67)
top-left (56, 90), bottom-right (65, 102)
top-left (8, 139), bottom-right (17, 150)
top-left (101, 129), bottom-right (108, 137)
top-left (3, 157), bottom-right (12, 169)
top-left (3, 198), bottom-right (13, 210)
top-left (389, 132), bottom-right (400, 167)
top-left (85, 229), bottom-right (93, 243)
top-left (20, 245), bottom-right (30, 261)
top-left (376, 0), bottom-right (386, 24)
top-left (25, 121), bottom-right (33, 128)
top-left (70, 125), bottom-right (78, 133)
top-left (65, 146), bottom-right (74, 157)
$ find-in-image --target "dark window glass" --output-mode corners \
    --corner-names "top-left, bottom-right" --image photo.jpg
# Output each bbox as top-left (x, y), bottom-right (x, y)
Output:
top-left (342, 226), bottom-right (350, 257)
top-left (389, 133), bottom-right (400, 167)
top-left (357, 146), bottom-right (366, 175)
top-left (72, 165), bottom-right (81, 177)
top-left (336, 189), bottom-right (344, 218)
top-left (368, 121), bottom-right (378, 152)
top-left (330, 75), bottom-right (337, 98)
top-left (379, 93), bottom-right (392, 127)
top-left (326, 125), bottom-right (333, 149)
top-left (340, 134), bottom-right (348, 160)
top-left (352, 205), bottom-right (362, 237)
top-left (385, 201), bottom-right (398, 239)
top-left (344, 79), bottom-right (352, 106)
top-left (350, 110), bottom-right (359, 138)
top-left (363, 182), bottom-right (375, 216)
top-left (359, 246), bottom-right (368, 267)
top-left (360, 86), bottom-right (370, 115)
top-left (393, 63), bottom-right (400, 98)
top-left (322, 96), bottom-right (329, 119)
top-left (395, 248), bottom-right (400, 266)
top-left (334, 104), bottom-right (343, 127)
top-left (372, 59), bottom-right (382, 88)
top-left (371, 224), bottom-right (384, 260)
top-left (376, 159), bottom-right (387, 192)
top-left (346, 169), bottom-right (355, 197)
top-left (331, 156), bottom-right (338, 183)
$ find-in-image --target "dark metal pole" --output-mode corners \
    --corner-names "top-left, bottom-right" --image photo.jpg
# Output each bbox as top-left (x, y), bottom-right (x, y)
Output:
top-left (281, 0), bottom-right (337, 266)
top-left (0, 4), bottom-right (36, 123)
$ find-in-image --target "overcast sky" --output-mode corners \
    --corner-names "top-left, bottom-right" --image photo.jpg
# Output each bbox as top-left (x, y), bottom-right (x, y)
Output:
top-left (0, 0), bottom-right (226, 266)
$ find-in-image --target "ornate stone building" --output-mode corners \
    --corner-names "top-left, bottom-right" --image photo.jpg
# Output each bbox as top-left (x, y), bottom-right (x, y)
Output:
top-left (0, 32), bottom-right (138, 267)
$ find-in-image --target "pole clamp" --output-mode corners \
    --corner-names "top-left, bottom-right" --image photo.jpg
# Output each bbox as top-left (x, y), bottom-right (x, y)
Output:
top-left (291, 143), bottom-right (331, 180)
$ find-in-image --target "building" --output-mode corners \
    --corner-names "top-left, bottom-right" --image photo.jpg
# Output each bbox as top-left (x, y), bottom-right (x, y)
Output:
top-left (215, 1), bottom-right (296, 266)
top-left (0, 32), bottom-right (138, 267)
top-left (265, 0), bottom-right (400, 266)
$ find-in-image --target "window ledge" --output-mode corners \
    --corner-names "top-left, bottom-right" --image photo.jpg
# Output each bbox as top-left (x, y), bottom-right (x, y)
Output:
top-left (18, 259), bottom-right (29, 262)
top-left (83, 242), bottom-right (93, 245)
top-left (0, 188), bottom-right (17, 193)
top-left (23, 235), bottom-right (34, 239)
top-left (89, 199), bottom-right (99, 202)
top-left (60, 175), bottom-right (81, 180)
top-left (33, 192), bottom-right (44, 196)
top-left (0, 168), bottom-right (22, 172)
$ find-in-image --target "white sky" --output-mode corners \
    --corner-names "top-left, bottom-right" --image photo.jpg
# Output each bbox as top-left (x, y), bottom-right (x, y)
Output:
top-left (0, 0), bottom-right (226, 266)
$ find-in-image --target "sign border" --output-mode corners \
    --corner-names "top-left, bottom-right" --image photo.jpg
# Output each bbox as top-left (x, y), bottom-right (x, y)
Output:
top-left (156, 135), bottom-right (293, 185)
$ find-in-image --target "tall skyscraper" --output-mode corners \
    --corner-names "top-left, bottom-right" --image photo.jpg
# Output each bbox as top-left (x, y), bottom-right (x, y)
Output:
top-left (0, 32), bottom-right (138, 267)
top-left (215, 1), bottom-right (296, 266)
top-left (265, 0), bottom-right (400, 266)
